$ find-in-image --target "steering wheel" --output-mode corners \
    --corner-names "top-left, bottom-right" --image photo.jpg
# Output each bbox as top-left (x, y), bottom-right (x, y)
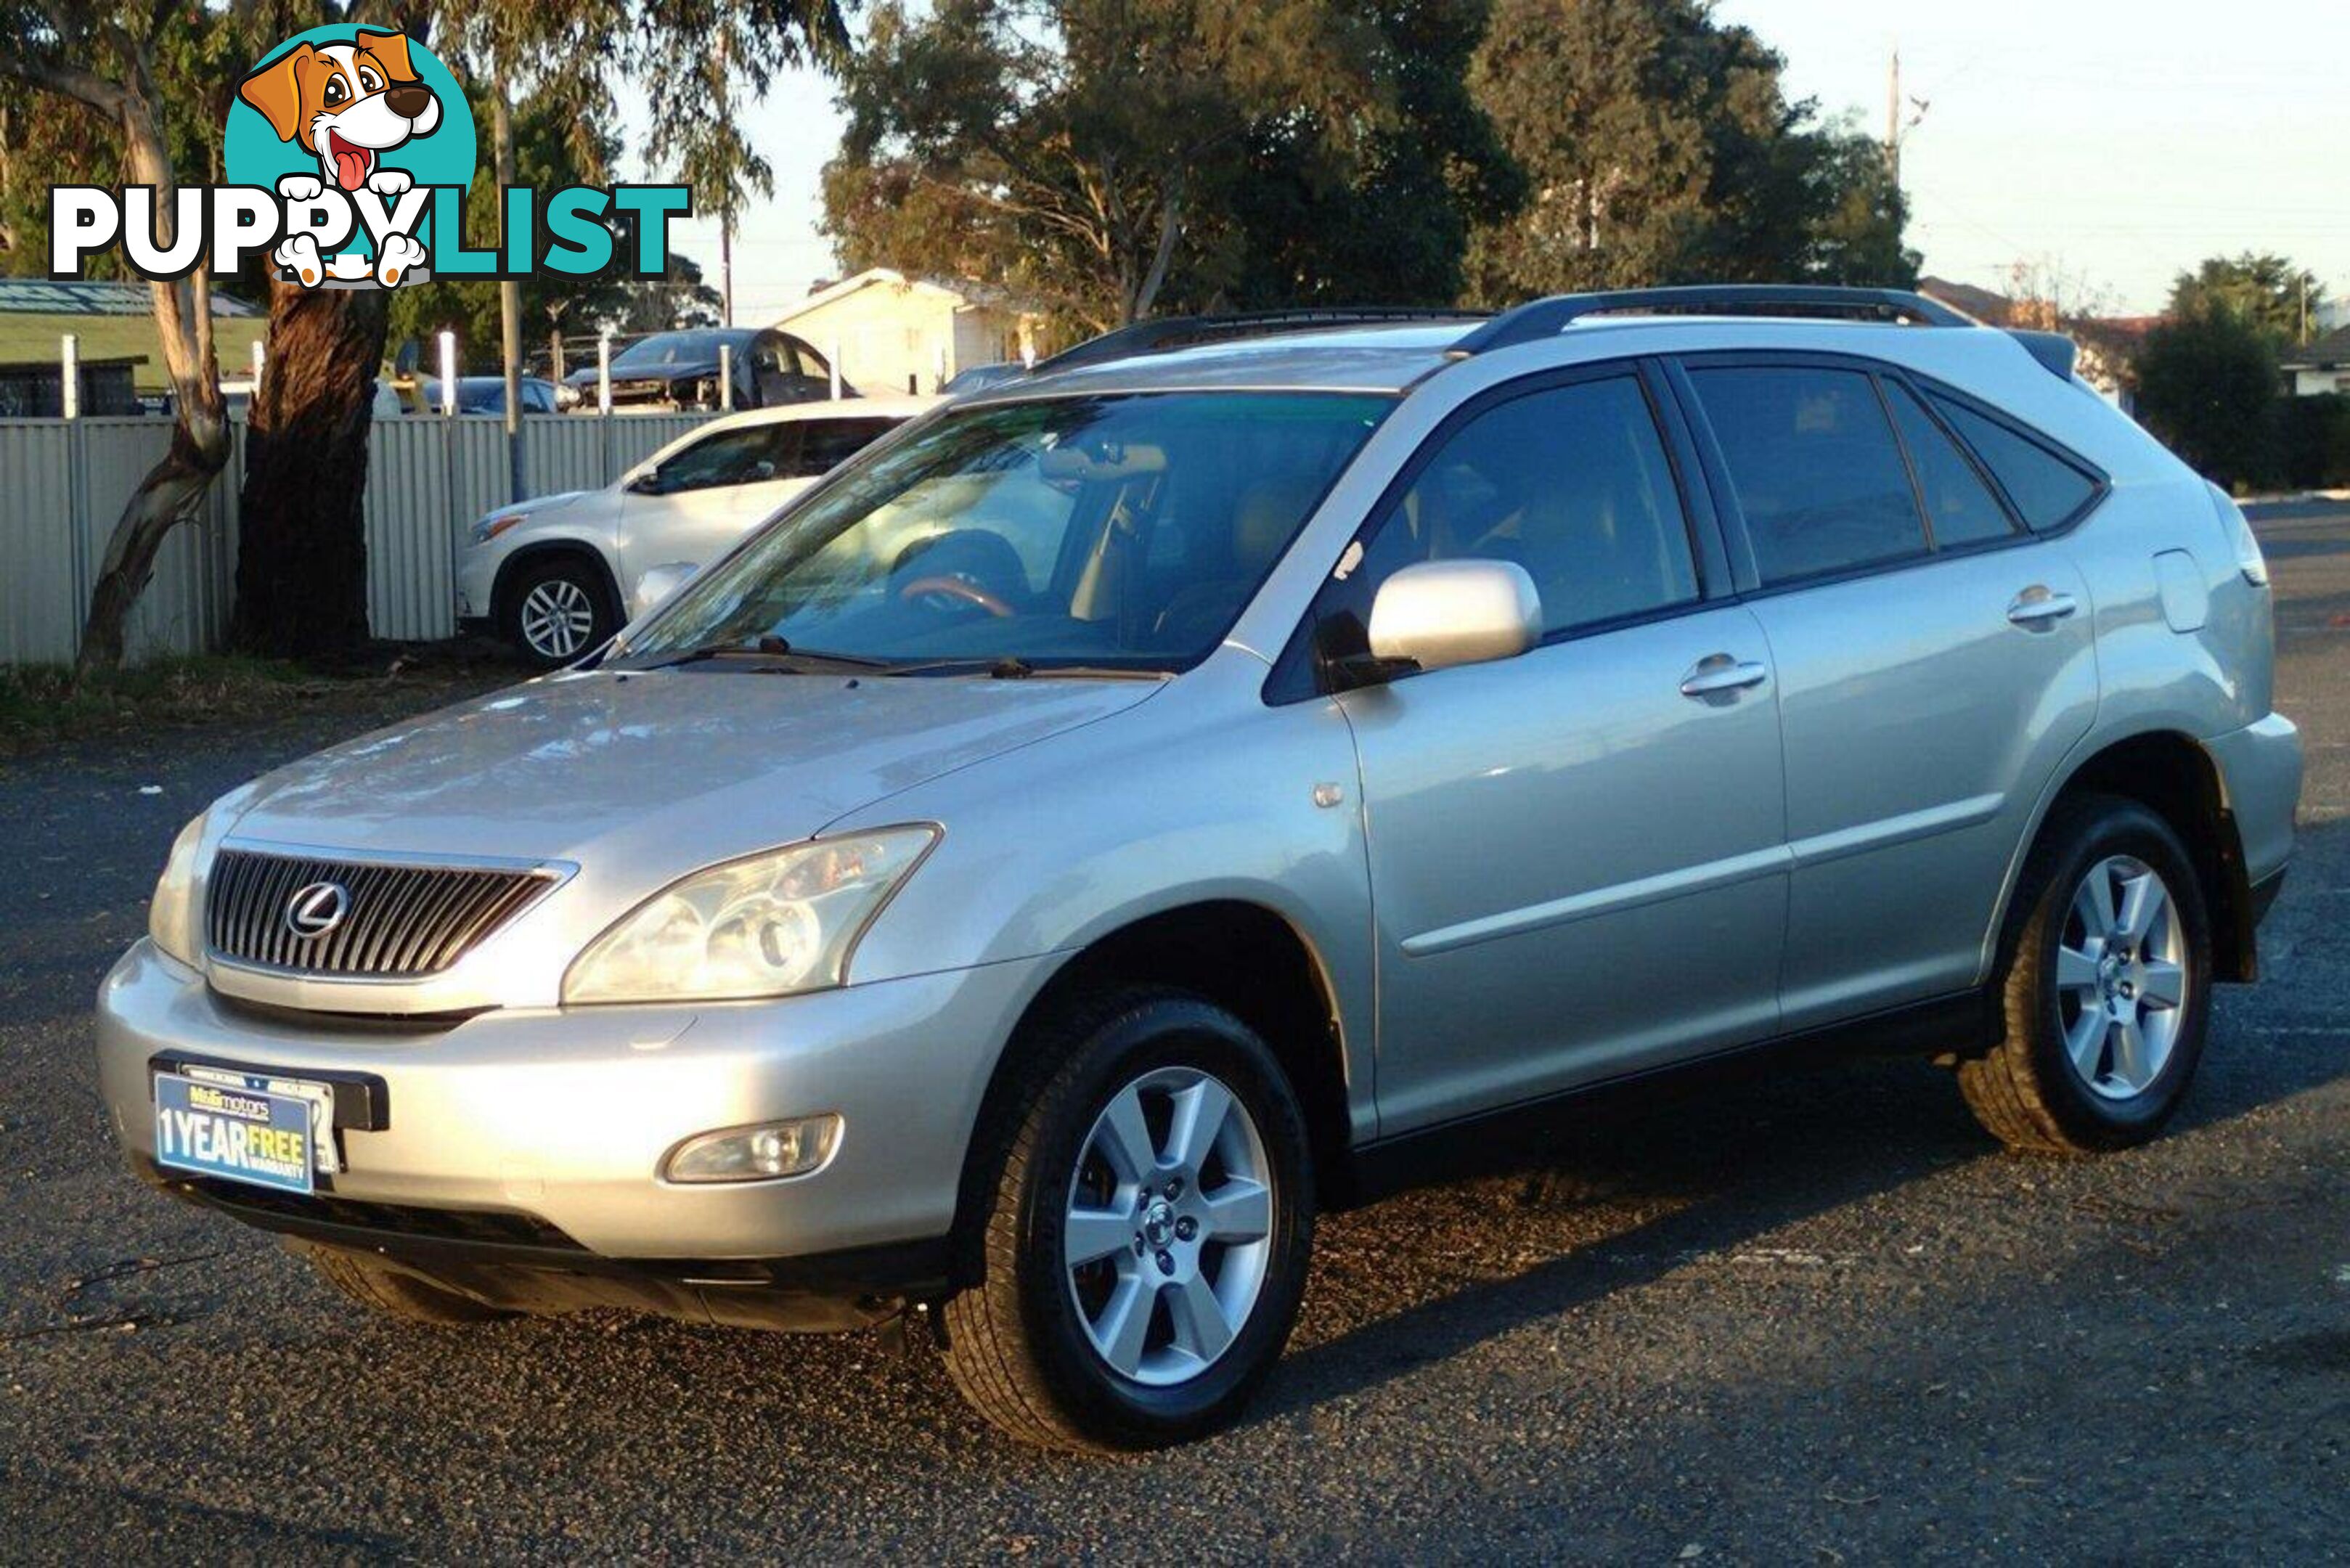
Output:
top-left (898, 573), bottom-right (1016, 618)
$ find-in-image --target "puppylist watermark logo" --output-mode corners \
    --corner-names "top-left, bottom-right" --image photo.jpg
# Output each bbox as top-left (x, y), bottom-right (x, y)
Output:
top-left (48, 25), bottom-right (688, 290)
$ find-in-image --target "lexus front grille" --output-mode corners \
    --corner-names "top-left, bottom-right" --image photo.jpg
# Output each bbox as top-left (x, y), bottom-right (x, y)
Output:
top-left (205, 846), bottom-right (558, 979)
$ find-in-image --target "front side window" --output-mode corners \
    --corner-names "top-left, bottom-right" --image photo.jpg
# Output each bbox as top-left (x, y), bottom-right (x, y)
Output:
top-left (1333, 376), bottom-right (1699, 639)
top-left (624, 392), bottom-right (1389, 671)
top-left (1689, 367), bottom-right (1925, 584)
top-left (649, 427), bottom-right (783, 494)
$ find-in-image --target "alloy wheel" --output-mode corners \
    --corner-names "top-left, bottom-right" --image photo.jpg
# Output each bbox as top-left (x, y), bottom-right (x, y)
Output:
top-left (520, 578), bottom-right (596, 660)
top-left (1062, 1066), bottom-right (1275, 1387)
top-left (2053, 854), bottom-right (2191, 1101)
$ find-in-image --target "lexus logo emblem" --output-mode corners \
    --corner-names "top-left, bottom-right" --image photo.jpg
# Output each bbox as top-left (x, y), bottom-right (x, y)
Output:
top-left (284, 881), bottom-right (351, 941)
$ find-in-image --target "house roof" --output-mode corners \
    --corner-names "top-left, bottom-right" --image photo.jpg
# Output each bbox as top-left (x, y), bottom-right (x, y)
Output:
top-left (0, 279), bottom-right (260, 317)
top-left (2282, 324), bottom-right (2350, 369)
top-left (1919, 276), bottom-right (2013, 326)
top-left (776, 267), bottom-right (1036, 326)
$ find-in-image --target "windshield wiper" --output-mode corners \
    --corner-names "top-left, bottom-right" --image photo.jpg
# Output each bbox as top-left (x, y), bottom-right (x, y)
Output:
top-left (878, 656), bottom-right (1171, 680)
top-left (642, 636), bottom-right (893, 672)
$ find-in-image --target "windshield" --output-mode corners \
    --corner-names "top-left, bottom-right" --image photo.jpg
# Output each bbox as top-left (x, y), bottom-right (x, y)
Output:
top-left (621, 391), bottom-right (1389, 672)
top-left (613, 331), bottom-right (737, 369)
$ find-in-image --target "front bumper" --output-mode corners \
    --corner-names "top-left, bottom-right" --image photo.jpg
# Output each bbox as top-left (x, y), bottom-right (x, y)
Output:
top-left (97, 940), bottom-right (1054, 1262)
top-left (454, 550), bottom-right (497, 624)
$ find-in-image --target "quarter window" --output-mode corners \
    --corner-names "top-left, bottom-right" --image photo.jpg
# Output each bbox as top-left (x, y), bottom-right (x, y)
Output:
top-left (1342, 376), bottom-right (1699, 638)
top-left (1884, 382), bottom-right (2016, 547)
top-left (1928, 395), bottom-right (2101, 529)
top-left (1689, 366), bottom-right (1925, 584)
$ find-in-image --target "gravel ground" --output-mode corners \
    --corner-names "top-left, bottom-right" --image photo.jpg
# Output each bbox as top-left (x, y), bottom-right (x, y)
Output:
top-left (1, 508), bottom-right (2345, 1563)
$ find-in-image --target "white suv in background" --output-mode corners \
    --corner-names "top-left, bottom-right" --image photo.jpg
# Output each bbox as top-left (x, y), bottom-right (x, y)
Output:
top-left (460, 396), bottom-right (942, 664)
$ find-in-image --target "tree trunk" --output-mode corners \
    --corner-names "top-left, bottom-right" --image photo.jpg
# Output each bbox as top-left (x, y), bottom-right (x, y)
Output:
top-left (76, 412), bottom-right (229, 671)
top-left (230, 284), bottom-right (390, 659)
top-left (68, 81), bottom-right (227, 675)
top-left (4, 24), bottom-right (230, 675)
top-left (1132, 185), bottom-right (1184, 322)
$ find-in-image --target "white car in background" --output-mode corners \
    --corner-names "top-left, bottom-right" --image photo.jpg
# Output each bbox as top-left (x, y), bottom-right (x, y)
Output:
top-left (460, 396), bottom-right (942, 665)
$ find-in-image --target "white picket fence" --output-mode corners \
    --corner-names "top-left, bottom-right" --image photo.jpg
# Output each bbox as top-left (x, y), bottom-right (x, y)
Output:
top-left (0, 412), bottom-right (717, 665)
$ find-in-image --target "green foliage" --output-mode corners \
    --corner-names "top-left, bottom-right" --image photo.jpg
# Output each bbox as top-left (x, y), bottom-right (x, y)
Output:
top-left (2280, 393), bottom-right (2350, 491)
top-left (1207, 0), bottom-right (1525, 310)
top-left (2170, 253), bottom-right (2325, 344)
top-left (825, 0), bottom-right (1394, 330)
top-left (1460, 0), bottom-right (1914, 303)
top-left (2136, 301), bottom-right (2281, 491)
top-left (383, 87), bottom-right (608, 363)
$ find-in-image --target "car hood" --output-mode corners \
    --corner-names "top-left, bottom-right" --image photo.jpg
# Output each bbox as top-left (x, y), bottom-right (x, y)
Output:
top-left (222, 669), bottom-right (1163, 871)
top-left (497, 489), bottom-right (590, 519)
top-left (568, 359), bottom-right (722, 385)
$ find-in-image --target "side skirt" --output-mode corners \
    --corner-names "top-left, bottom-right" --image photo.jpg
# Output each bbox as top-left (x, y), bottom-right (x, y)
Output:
top-left (1334, 987), bottom-right (1997, 1209)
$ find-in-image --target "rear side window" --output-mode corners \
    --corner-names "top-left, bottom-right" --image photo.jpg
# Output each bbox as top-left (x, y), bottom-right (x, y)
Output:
top-left (1883, 383), bottom-right (2015, 547)
top-left (1689, 367), bottom-right (1925, 584)
top-left (1928, 395), bottom-right (2100, 529)
top-left (794, 417), bottom-right (899, 475)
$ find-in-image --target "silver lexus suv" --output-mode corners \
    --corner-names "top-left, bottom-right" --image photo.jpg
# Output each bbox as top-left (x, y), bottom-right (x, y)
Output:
top-left (99, 289), bottom-right (2301, 1451)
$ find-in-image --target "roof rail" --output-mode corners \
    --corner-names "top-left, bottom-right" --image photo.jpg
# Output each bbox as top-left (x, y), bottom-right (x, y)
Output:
top-left (1034, 307), bottom-right (1492, 373)
top-left (1449, 285), bottom-right (1975, 356)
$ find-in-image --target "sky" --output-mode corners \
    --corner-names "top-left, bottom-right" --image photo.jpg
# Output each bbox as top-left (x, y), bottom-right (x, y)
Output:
top-left (624, 0), bottom-right (2350, 327)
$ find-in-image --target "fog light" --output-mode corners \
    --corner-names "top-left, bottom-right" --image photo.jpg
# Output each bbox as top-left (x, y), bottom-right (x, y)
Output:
top-left (663, 1115), bottom-right (841, 1183)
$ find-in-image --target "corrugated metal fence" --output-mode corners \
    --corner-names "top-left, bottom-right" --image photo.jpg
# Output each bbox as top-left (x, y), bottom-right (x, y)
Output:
top-left (0, 412), bottom-right (714, 663)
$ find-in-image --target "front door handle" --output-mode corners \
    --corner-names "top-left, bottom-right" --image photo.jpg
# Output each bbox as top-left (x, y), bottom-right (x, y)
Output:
top-left (2007, 586), bottom-right (2078, 625)
top-left (1678, 655), bottom-right (1769, 698)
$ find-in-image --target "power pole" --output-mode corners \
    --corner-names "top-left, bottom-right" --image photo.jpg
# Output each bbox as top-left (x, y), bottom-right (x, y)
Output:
top-left (1886, 48), bottom-right (1901, 188)
top-left (492, 70), bottom-right (525, 505)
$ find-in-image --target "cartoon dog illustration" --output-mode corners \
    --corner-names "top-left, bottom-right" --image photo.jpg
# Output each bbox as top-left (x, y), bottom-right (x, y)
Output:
top-left (237, 30), bottom-right (438, 288)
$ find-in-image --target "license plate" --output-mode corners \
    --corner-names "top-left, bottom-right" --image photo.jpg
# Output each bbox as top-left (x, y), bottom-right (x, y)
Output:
top-left (154, 1069), bottom-right (332, 1195)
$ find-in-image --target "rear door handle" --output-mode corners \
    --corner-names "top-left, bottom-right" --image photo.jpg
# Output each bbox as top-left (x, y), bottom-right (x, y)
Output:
top-left (1678, 655), bottom-right (1769, 698)
top-left (2007, 587), bottom-right (2078, 625)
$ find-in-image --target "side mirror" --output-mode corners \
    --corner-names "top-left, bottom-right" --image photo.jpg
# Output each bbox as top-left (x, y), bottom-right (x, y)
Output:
top-left (1367, 559), bottom-right (1542, 676)
top-left (631, 561), bottom-right (698, 618)
top-left (623, 467), bottom-right (661, 496)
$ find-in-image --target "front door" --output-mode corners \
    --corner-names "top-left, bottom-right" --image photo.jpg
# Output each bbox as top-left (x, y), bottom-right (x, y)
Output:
top-left (617, 422), bottom-right (805, 587)
top-left (1324, 369), bottom-right (1790, 1134)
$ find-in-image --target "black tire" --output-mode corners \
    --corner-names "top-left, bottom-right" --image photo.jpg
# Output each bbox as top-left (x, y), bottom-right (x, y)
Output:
top-left (499, 554), bottom-right (616, 669)
top-left (304, 1246), bottom-right (518, 1326)
top-left (940, 987), bottom-right (1315, 1453)
top-left (1959, 794), bottom-right (2214, 1155)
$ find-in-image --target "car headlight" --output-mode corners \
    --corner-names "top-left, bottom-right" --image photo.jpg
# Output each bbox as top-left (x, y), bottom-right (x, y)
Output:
top-left (150, 811), bottom-right (208, 967)
top-left (562, 827), bottom-right (939, 1005)
top-left (470, 510), bottom-right (527, 547)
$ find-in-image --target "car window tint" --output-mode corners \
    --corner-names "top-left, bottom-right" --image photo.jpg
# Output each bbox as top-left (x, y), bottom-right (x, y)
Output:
top-left (796, 417), bottom-right (899, 476)
top-left (1350, 376), bottom-right (1698, 637)
top-left (1928, 395), bottom-right (2100, 529)
top-left (1689, 367), bottom-right (1926, 584)
top-left (657, 428), bottom-right (781, 492)
top-left (1884, 381), bottom-right (2015, 547)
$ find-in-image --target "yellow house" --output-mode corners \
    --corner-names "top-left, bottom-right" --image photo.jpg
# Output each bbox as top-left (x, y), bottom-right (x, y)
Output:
top-left (0, 279), bottom-right (268, 413)
top-left (776, 269), bottom-right (1046, 396)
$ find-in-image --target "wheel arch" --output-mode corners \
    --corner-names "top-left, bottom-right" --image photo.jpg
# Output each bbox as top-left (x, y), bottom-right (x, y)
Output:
top-left (955, 899), bottom-right (1359, 1260)
top-left (2002, 727), bottom-right (2256, 982)
top-left (490, 539), bottom-right (624, 632)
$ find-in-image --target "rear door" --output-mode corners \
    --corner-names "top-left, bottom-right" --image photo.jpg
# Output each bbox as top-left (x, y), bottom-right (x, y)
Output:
top-left (1310, 364), bottom-right (1790, 1132)
top-left (1670, 355), bottom-right (2098, 1029)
